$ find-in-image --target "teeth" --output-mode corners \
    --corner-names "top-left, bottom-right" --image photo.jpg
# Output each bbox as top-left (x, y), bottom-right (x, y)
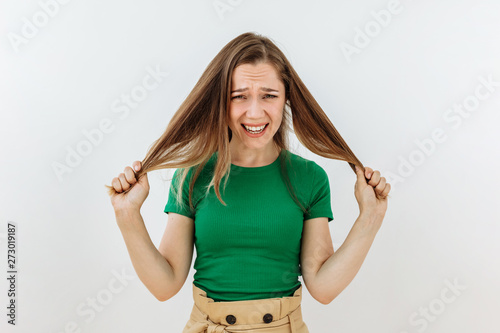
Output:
top-left (243, 124), bottom-right (266, 132)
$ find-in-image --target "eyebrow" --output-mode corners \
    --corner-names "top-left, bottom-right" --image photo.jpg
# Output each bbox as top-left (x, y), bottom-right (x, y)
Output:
top-left (230, 87), bottom-right (279, 94)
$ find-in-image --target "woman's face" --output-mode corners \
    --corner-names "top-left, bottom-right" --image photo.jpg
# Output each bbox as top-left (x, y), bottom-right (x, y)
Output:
top-left (227, 62), bottom-right (286, 151)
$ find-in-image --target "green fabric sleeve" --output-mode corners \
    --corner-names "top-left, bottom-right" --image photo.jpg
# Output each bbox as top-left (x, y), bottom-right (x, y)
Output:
top-left (304, 162), bottom-right (334, 222)
top-left (164, 168), bottom-right (195, 219)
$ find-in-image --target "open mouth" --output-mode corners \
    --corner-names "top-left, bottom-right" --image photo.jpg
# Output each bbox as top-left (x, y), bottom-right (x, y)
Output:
top-left (241, 123), bottom-right (269, 134)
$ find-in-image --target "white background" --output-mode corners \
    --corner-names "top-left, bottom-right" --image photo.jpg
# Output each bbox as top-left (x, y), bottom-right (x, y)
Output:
top-left (1, 0), bottom-right (499, 332)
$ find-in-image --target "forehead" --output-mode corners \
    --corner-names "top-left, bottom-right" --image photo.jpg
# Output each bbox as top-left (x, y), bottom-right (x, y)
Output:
top-left (231, 62), bottom-right (281, 86)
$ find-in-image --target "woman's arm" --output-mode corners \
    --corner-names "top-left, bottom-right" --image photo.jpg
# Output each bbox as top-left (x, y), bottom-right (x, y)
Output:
top-left (309, 212), bottom-right (380, 304)
top-left (302, 166), bottom-right (390, 304)
top-left (115, 209), bottom-right (178, 302)
top-left (109, 161), bottom-right (194, 302)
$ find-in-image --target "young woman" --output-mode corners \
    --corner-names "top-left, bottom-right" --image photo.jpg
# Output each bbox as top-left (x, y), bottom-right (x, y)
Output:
top-left (106, 32), bottom-right (391, 332)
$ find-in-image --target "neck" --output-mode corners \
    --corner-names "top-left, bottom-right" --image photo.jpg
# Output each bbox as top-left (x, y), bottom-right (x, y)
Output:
top-left (229, 142), bottom-right (281, 167)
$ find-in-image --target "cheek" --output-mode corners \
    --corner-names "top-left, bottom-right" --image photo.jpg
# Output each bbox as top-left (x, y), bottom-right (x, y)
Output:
top-left (228, 106), bottom-right (244, 123)
top-left (227, 108), bottom-right (238, 125)
top-left (272, 107), bottom-right (284, 123)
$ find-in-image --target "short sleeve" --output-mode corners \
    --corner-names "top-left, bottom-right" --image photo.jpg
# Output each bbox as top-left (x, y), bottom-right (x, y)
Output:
top-left (164, 168), bottom-right (196, 219)
top-left (304, 163), bottom-right (334, 222)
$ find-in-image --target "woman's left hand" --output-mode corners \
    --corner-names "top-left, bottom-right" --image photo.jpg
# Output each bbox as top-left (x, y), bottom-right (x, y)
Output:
top-left (354, 165), bottom-right (391, 224)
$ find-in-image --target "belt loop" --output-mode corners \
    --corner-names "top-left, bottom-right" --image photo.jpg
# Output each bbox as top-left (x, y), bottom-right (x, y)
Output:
top-left (288, 313), bottom-right (297, 333)
top-left (281, 297), bottom-right (291, 318)
top-left (288, 303), bottom-right (304, 333)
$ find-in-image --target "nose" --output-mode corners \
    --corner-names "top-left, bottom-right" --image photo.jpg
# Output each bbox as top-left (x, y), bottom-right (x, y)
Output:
top-left (246, 96), bottom-right (266, 119)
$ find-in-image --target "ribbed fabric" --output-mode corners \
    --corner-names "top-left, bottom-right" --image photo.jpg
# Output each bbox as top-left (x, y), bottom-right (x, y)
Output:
top-left (164, 149), bottom-right (334, 302)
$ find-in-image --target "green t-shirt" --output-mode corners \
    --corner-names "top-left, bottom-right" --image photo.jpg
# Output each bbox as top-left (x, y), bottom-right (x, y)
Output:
top-left (164, 149), bottom-right (334, 302)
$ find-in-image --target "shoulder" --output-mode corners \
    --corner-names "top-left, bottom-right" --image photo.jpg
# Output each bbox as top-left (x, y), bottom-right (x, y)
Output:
top-left (173, 153), bottom-right (218, 177)
top-left (283, 150), bottom-right (324, 175)
top-left (283, 151), bottom-right (331, 192)
top-left (175, 153), bottom-right (219, 188)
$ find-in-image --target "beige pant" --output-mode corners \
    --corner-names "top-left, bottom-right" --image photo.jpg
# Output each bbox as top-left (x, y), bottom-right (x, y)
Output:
top-left (182, 283), bottom-right (310, 333)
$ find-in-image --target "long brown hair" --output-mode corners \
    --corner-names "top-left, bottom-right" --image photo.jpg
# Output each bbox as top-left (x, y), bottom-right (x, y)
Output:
top-left (105, 32), bottom-right (371, 212)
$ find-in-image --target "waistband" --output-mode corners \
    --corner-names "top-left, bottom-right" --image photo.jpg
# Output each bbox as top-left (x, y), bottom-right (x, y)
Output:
top-left (191, 283), bottom-right (304, 332)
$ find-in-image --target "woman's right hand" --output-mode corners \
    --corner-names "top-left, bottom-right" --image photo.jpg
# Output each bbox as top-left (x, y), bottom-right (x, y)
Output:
top-left (108, 161), bottom-right (150, 213)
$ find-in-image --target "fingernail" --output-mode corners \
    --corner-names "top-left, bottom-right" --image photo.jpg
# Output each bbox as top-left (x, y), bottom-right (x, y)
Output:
top-left (134, 165), bottom-right (139, 171)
